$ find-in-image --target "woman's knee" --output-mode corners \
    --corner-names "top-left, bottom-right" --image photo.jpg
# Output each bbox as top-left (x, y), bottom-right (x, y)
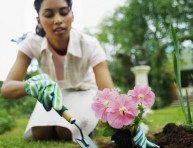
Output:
top-left (55, 126), bottom-right (72, 141)
top-left (32, 126), bottom-right (55, 140)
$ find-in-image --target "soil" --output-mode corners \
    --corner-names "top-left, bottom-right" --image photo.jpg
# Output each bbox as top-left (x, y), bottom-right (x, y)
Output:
top-left (95, 123), bottom-right (193, 148)
top-left (110, 130), bottom-right (138, 148)
top-left (153, 123), bottom-right (193, 148)
top-left (95, 130), bottom-right (139, 148)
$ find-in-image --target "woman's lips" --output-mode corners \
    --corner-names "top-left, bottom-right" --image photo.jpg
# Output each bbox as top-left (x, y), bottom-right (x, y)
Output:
top-left (54, 28), bottom-right (66, 35)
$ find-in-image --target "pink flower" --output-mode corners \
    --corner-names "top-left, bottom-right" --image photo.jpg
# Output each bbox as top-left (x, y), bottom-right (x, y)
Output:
top-left (128, 85), bottom-right (155, 108)
top-left (107, 94), bottom-right (138, 129)
top-left (91, 88), bottom-right (119, 122)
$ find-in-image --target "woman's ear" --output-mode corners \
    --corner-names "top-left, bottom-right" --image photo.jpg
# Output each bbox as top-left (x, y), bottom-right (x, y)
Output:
top-left (36, 17), bottom-right (42, 28)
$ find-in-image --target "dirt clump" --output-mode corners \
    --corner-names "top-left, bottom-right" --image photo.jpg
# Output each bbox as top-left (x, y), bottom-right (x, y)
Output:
top-left (153, 123), bottom-right (193, 148)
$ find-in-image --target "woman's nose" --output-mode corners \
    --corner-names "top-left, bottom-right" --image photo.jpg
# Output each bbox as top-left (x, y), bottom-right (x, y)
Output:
top-left (54, 14), bottom-right (62, 25)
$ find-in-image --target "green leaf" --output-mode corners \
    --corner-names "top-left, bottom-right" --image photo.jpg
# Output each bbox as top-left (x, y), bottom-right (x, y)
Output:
top-left (170, 24), bottom-right (192, 128)
top-left (102, 124), bottom-right (116, 137)
top-left (186, 89), bottom-right (192, 124)
top-left (173, 54), bottom-right (181, 89)
top-left (170, 25), bottom-right (179, 52)
top-left (177, 90), bottom-right (187, 122)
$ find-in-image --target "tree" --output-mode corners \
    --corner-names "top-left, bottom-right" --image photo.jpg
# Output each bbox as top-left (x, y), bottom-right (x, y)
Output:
top-left (0, 81), bottom-right (3, 88)
top-left (95, 0), bottom-right (193, 106)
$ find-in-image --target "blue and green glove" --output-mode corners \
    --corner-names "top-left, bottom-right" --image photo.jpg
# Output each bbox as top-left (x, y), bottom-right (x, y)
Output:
top-left (133, 126), bottom-right (160, 148)
top-left (24, 74), bottom-right (67, 116)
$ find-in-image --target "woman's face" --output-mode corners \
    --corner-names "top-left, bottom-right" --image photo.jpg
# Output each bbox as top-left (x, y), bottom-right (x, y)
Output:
top-left (38, 0), bottom-right (73, 41)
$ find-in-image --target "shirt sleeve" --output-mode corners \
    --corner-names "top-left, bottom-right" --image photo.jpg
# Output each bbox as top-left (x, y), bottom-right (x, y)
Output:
top-left (18, 34), bottom-right (34, 59)
top-left (90, 39), bottom-right (107, 67)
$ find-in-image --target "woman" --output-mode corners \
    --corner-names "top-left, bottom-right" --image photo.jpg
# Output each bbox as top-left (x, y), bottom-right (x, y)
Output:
top-left (1, 0), bottom-right (114, 141)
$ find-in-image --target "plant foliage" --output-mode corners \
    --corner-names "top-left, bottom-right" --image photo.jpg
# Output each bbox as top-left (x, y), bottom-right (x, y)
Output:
top-left (171, 25), bottom-right (193, 128)
top-left (94, 0), bottom-right (193, 106)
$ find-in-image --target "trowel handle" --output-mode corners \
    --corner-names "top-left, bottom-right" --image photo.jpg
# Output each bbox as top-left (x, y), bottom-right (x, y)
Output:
top-left (64, 111), bottom-right (91, 147)
top-left (62, 110), bottom-right (76, 124)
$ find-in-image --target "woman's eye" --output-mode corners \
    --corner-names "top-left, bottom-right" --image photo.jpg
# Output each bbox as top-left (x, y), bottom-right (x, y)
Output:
top-left (60, 7), bottom-right (71, 16)
top-left (44, 11), bottom-right (54, 18)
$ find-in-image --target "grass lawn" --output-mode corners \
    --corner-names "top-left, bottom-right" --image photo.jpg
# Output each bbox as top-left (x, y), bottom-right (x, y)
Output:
top-left (0, 118), bottom-right (79, 148)
top-left (147, 106), bottom-right (187, 131)
top-left (0, 106), bottom-right (190, 148)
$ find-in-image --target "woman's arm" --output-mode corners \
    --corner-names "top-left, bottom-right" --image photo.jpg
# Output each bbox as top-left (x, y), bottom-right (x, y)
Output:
top-left (93, 61), bottom-right (114, 90)
top-left (1, 51), bottom-right (31, 99)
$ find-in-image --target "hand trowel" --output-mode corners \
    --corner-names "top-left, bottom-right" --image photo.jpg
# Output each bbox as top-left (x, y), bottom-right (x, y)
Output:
top-left (62, 110), bottom-right (98, 148)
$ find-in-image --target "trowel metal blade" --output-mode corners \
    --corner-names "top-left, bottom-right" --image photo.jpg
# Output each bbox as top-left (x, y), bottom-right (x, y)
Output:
top-left (75, 135), bottom-right (98, 148)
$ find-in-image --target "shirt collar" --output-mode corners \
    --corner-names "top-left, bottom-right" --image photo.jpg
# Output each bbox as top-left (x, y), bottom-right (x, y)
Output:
top-left (40, 37), bottom-right (49, 52)
top-left (67, 28), bottom-right (82, 58)
top-left (39, 28), bottom-right (82, 58)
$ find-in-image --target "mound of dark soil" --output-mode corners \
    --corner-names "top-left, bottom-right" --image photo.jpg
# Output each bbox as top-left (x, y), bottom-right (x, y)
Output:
top-left (95, 123), bottom-right (193, 148)
top-left (153, 123), bottom-right (193, 148)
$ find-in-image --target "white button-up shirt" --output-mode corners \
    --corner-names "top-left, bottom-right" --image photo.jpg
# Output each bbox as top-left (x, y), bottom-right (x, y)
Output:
top-left (19, 28), bottom-right (107, 90)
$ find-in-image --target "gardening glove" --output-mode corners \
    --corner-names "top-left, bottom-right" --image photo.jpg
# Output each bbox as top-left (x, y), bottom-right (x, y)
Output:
top-left (24, 74), bottom-right (67, 116)
top-left (133, 126), bottom-right (160, 148)
top-left (11, 33), bottom-right (28, 44)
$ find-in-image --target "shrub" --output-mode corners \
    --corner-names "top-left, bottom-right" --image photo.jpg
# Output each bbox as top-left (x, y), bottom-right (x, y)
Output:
top-left (0, 110), bottom-right (15, 134)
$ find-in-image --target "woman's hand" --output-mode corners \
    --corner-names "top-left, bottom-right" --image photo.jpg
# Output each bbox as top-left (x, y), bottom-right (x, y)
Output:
top-left (133, 126), bottom-right (160, 148)
top-left (24, 74), bottom-right (67, 116)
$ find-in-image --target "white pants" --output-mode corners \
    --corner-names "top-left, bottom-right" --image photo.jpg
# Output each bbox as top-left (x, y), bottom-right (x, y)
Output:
top-left (23, 89), bottom-right (98, 141)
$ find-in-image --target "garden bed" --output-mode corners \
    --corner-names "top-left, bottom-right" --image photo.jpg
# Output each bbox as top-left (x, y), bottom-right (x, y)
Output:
top-left (0, 107), bottom-right (192, 147)
top-left (153, 123), bottom-right (193, 148)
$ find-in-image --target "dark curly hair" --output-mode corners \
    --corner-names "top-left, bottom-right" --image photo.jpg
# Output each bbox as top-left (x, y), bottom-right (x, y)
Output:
top-left (34, 0), bottom-right (72, 37)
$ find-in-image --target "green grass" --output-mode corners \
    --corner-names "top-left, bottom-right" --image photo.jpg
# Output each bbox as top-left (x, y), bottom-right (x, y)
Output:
top-left (147, 106), bottom-right (187, 133)
top-left (0, 118), bottom-right (79, 148)
top-left (0, 106), bottom-right (191, 147)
